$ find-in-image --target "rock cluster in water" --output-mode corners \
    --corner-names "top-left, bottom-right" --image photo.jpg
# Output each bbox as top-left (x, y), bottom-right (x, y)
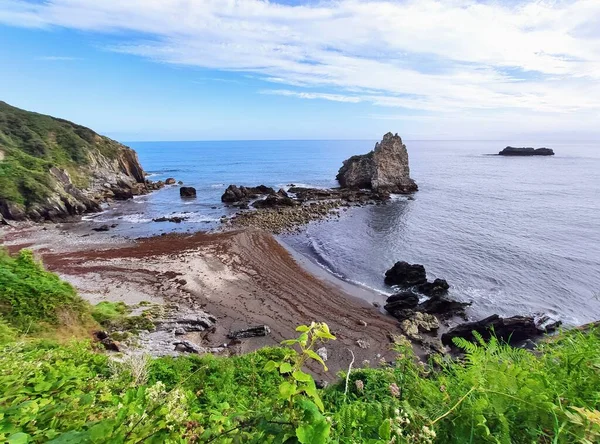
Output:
top-left (498, 147), bottom-right (555, 156)
top-left (336, 132), bottom-right (418, 194)
top-left (221, 184), bottom-right (392, 233)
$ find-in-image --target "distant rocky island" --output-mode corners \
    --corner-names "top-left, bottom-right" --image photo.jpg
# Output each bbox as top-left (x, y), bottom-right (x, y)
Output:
top-left (336, 132), bottom-right (418, 193)
top-left (0, 101), bottom-right (163, 222)
top-left (499, 147), bottom-right (555, 156)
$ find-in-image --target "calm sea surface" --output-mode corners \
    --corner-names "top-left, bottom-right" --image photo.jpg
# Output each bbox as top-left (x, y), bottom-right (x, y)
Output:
top-left (87, 140), bottom-right (600, 326)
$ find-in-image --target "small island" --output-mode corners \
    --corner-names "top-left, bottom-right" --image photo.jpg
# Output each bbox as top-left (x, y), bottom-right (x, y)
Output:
top-left (499, 147), bottom-right (555, 156)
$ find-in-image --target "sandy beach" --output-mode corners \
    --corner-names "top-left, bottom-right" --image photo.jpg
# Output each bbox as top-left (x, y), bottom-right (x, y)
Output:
top-left (1, 223), bottom-right (400, 378)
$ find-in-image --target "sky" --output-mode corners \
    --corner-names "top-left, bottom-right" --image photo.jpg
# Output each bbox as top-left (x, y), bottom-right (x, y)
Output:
top-left (0, 0), bottom-right (599, 141)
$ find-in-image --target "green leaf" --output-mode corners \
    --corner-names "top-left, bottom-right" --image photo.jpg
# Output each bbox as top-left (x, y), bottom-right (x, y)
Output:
top-left (7, 433), bottom-right (29, 444)
top-left (378, 419), bottom-right (392, 440)
top-left (296, 325), bottom-right (310, 332)
top-left (305, 350), bottom-right (328, 371)
top-left (279, 381), bottom-right (296, 400)
top-left (293, 370), bottom-right (312, 382)
top-left (264, 360), bottom-right (279, 372)
top-left (296, 419), bottom-right (330, 444)
top-left (281, 339), bottom-right (298, 346)
top-left (279, 362), bottom-right (293, 374)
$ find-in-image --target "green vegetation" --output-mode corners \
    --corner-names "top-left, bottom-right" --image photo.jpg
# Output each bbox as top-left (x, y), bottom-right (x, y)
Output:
top-left (0, 248), bottom-right (92, 333)
top-left (1, 248), bottom-right (600, 443)
top-left (0, 101), bottom-right (127, 212)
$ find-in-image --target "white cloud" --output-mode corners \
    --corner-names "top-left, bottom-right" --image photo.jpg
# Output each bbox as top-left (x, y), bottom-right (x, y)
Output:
top-left (1, 0), bottom-right (600, 133)
top-left (260, 89), bottom-right (362, 103)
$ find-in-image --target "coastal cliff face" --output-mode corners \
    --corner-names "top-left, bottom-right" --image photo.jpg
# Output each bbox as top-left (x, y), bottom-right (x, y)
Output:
top-left (336, 132), bottom-right (418, 193)
top-left (0, 101), bottom-right (151, 221)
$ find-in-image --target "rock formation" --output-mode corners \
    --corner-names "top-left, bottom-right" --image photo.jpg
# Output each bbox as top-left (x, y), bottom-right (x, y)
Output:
top-left (180, 187), bottom-right (197, 198)
top-left (336, 132), bottom-right (418, 193)
top-left (384, 262), bottom-right (427, 287)
top-left (0, 100), bottom-right (157, 221)
top-left (221, 185), bottom-right (275, 203)
top-left (441, 314), bottom-right (561, 347)
top-left (498, 147), bottom-right (555, 156)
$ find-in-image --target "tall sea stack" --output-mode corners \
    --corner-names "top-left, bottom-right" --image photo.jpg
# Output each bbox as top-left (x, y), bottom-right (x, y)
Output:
top-left (336, 132), bottom-right (418, 194)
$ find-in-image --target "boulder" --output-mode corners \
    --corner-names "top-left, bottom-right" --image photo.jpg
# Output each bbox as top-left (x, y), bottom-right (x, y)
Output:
top-left (336, 132), bottom-right (418, 194)
top-left (441, 314), bottom-right (561, 346)
top-left (252, 194), bottom-right (297, 209)
top-left (417, 279), bottom-right (450, 296)
top-left (174, 340), bottom-right (206, 354)
top-left (384, 291), bottom-right (420, 314)
top-left (384, 261), bottom-right (427, 287)
top-left (180, 187), bottom-right (197, 198)
top-left (111, 187), bottom-right (134, 200)
top-left (417, 295), bottom-right (470, 318)
top-left (92, 225), bottom-right (111, 232)
top-left (165, 178), bottom-right (176, 185)
top-left (498, 147), bottom-right (555, 156)
top-left (399, 312), bottom-right (439, 341)
top-left (227, 325), bottom-right (271, 339)
top-left (221, 185), bottom-right (275, 203)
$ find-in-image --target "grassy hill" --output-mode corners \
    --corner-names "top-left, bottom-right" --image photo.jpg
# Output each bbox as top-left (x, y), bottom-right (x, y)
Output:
top-left (0, 101), bottom-right (146, 221)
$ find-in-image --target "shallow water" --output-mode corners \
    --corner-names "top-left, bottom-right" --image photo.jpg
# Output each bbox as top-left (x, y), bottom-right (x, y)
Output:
top-left (88, 139), bottom-right (600, 325)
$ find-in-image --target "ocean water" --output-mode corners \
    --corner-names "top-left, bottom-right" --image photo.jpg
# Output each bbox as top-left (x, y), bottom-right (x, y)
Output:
top-left (88, 140), bottom-right (600, 326)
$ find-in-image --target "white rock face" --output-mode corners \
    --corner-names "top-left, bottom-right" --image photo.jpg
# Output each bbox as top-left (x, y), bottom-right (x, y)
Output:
top-left (336, 132), bottom-right (418, 194)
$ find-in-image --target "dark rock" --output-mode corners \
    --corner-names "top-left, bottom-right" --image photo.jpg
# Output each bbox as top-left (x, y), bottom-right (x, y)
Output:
top-left (499, 147), bottom-right (555, 156)
top-left (416, 295), bottom-right (470, 318)
top-left (441, 314), bottom-right (561, 347)
top-left (180, 187), bottom-right (197, 198)
top-left (152, 216), bottom-right (188, 223)
top-left (111, 187), bottom-right (134, 200)
top-left (221, 184), bottom-right (275, 203)
top-left (92, 225), bottom-right (110, 232)
top-left (417, 278), bottom-right (450, 296)
top-left (165, 178), bottom-right (176, 185)
top-left (384, 261), bottom-right (427, 287)
top-left (178, 180), bottom-right (183, 185)
top-left (384, 291), bottom-right (420, 314)
top-left (336, 132), bottom-right (418, 194)
top-left (252, 194), bottom-right (298, 209)
top-left (227, 325), bottom-right (271, 339)
top-left (174, 340), bottom-right (205, 354)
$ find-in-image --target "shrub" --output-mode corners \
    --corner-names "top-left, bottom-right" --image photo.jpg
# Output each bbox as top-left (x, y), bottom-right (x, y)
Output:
top-left (0, 249), bottom-right (92, 332)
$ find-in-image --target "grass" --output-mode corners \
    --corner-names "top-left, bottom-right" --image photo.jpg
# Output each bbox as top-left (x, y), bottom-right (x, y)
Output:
top-left (1, 247), bottom-right (599, 443)
top-left (0, 100), bottom-right (132, 214)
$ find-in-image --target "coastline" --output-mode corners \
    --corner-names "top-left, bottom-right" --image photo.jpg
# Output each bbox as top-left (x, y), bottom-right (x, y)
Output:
top-left (0, 222), bottom-right (400, 378)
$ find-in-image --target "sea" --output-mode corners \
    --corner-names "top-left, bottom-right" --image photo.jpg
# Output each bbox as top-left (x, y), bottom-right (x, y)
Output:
top-left (84, 139), bottom-right (600, 326)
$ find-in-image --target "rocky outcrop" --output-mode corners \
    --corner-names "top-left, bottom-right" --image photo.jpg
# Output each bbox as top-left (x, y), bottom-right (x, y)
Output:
top-left (499, 147), bottom-right (555, 156)
top-left (165, 178), bottom-right (176, 185)
top-left (221, 184), bottom-right (275, 203)
top-left (336, 132), bottom-right (418, 194)
top-left (384, 262), bottom-right (427, 287)
top-left (441, 314), bottom-right (561, 347)
top-left (180, 187), bottom-right (197, 198)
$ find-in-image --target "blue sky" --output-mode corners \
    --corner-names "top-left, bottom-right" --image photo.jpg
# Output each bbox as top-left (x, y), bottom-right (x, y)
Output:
top-left (1, 0), bottom-right (599, 141)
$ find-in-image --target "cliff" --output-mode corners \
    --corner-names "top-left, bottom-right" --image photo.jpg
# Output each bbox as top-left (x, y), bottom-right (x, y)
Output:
top-left (0, 101), bottom-right (154, 221)
top-left (336, 132), bottom-right (418, 194)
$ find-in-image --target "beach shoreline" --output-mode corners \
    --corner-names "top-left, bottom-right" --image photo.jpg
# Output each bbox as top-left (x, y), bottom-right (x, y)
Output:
top-left (0, 221), bottom-right (400, 378)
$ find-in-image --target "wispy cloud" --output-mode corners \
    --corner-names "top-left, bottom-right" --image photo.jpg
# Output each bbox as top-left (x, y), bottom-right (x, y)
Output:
top-left (260, 89), bottom-right (362, 103)
top-left (2, 0), bottom-right (600, 132)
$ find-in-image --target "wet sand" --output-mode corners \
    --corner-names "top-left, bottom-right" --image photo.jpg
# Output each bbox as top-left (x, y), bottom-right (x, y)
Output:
top-left (1, 223), bottom-right (400, 378)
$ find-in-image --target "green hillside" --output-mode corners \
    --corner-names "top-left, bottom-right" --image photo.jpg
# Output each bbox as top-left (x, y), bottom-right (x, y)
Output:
top-left (0, 101), bottom-right (144, 220)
